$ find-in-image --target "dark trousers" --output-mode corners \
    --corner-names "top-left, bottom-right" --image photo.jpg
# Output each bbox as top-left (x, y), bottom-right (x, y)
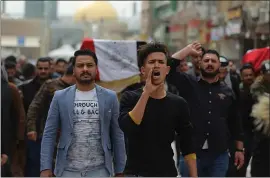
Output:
top-left (179, 150), bottom-right (229, 177)
top-left (24, 139), bottom-right (41, 177)
top-left (1, 161), bottom-right (12, 177)
top-left (251, 157), bottom-right (270, 177)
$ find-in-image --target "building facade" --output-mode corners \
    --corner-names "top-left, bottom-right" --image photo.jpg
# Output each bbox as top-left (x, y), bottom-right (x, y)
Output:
top-left (210, 1), bottom-right (269, 65)
top-left (151, 1), bottom-right (177, 44)
top-left (25, 1), bottom-right (58, 21)
top-left (140, 1), bottom-right (152, 41)
top-left (1, 18), bottom-right (43, 59)
top-left (150, 0), bottom-right (269, 63)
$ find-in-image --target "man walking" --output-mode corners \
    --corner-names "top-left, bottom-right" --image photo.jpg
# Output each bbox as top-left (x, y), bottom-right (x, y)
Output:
top-left (19, 57), bottom-right (52, 177)
top-left (119, 42), bottom-right (197, 177)
top-left (168, 43), bottom-right (244, 177)
top-left (25, 64), bottom-right (75, 174)
top-left (227, 64), bottom-right (256, 176)
top-left (40, 49), bottom-right (126, 177)
top-left (27, 64), bottom-right (75, 141)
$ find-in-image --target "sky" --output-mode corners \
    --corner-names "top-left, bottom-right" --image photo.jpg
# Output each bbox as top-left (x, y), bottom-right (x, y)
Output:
top-left (1, 1), bottom-right (141, 18)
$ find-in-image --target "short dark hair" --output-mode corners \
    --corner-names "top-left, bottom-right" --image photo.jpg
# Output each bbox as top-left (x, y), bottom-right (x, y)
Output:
top-left (201, 47), bottom-right (206, 54)
top-left (137, 41), bottom-right (169, 68)
top-left (5, 61), bottom-right (16, 69)
top-left (73, 49), bottom-right (98, 66)
top-left (56, 58), bottom-right (68, 65)
top-left (65, 64), bottom-right (74, 76)
top-left (202, 49), bottom-right (220, 60)
top-left (240, 63), bottom-right (255, 74)
top-left (22, 63), bottom-right (36, 79)
top-left (5, 55), bottom-right (17, 64)
top-left (36, 57), bottom-right (51, 66)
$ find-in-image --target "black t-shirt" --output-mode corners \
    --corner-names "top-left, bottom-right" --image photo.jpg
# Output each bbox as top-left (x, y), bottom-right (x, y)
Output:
top-left (119, 89), bottom-right (195, 177)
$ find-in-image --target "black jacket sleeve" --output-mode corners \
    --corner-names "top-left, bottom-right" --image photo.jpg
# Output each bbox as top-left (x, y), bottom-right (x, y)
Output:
top-left (231, 75), bottom-right (240, 101)
top-left (227, 93), bottom-right (244, 142)
top-left (167, 57), bottom-right (197, 104)
top-left (1, 142), bottom-right (7, 155)
top-left (1, 118), bottom-right (8, 156)
top-left (175, 98), bottom-right (196, 156)
top-left (118, 91), bottom-right (140, 136)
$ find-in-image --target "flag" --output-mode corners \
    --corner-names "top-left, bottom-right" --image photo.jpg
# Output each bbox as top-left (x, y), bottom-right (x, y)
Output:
top-left (80, 38), bottom-right (146, 82)
top-left (80, 38), bottom-right (146, 95)
top-left (242, 47), bottom-right (270, 73)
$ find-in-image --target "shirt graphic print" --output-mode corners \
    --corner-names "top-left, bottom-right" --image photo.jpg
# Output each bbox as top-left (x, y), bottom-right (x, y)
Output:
top-left (66, 88), bottom-right (105, 171)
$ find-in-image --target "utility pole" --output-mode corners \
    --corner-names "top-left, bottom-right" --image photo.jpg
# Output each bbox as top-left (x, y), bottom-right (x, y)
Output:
top-left (41, 1), bottom-right (50, 56)
top-left (2, 0), bottom-right (6, 14)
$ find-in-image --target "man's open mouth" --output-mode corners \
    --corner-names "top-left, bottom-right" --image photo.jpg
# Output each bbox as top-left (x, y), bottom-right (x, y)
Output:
top-left (152, 71), bottom-right (160, 76)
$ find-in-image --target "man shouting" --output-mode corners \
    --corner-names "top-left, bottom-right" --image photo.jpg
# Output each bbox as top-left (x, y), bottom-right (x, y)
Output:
top-left (119, 42), bottom-right (197, 177)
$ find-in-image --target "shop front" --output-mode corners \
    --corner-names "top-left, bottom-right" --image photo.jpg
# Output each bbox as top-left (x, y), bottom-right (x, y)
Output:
top-left (210, 26), bottom-right (225, 50)
top-left (221, 5), bottom-right (246, 63)
top-left (255, 9), bottom-right (270, 48)
top-left (199, 20), bottom-right (212, 47)
top-left (168, 10), bottom-right (186, 52)
top-left (168, 24), bottom-right (185, 52)
top-left (186, 19), bottom-right (201, 44)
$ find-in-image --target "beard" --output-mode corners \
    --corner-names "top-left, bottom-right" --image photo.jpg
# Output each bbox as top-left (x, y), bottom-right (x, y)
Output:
top-left (77, 78), bottom-right (93, 85)
top-left (8, 76), bottom-right (13, 82)
top-left (75, 72), bottom-right (95, 85)
top-left (200, 68), bottom-right (219, 79)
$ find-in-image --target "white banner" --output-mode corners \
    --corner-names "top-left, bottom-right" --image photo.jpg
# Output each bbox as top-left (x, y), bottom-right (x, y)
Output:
top-left (94, 39), bottom-right (140, 82)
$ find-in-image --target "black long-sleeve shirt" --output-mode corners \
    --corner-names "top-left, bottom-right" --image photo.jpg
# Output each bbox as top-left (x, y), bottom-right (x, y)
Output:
top-left (119, 89), bottom-right (195, 177)
top-left (239, 86), bottom-right (255, 138)
top-left (167, 58), bottom-right (244, 155)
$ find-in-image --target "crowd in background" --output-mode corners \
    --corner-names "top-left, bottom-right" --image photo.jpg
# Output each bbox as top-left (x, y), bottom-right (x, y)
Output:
top-left (1, 41), bottom-right (269, 177)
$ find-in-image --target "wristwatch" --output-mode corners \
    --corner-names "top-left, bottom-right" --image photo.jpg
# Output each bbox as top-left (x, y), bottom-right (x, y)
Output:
top-left (235, 148), bottom-right (245, 152)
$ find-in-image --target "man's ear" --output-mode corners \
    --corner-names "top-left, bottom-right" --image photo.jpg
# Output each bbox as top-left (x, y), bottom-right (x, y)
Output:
top-left (141, 66), bottom-right (145, 76)
top-left (166, 66), bottom-right (171, 75)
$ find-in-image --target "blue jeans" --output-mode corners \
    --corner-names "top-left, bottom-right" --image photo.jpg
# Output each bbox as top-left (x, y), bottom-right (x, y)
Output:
top-left (179, 151), bottom-right (229, 177)
top-left (62, 168), bottom-right (109, 177)
top-left (25, 139), bottom-right (41, 177)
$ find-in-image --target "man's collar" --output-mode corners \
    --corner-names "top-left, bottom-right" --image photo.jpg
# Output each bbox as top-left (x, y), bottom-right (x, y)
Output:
top-left (198, 77), bottom-right (220, 85)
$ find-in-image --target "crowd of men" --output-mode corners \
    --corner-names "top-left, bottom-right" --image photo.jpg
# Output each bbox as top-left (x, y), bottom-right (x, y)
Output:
top-left (1, 41), bottom-right (269, 177)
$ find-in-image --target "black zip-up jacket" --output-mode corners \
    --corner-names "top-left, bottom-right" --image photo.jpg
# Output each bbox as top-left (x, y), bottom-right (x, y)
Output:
top-left (167, 58), bottom-right (244, 155)
top-left (18, 77), bottom-right (49, 114)
top-left (1, 79), bottom-right (15, 156)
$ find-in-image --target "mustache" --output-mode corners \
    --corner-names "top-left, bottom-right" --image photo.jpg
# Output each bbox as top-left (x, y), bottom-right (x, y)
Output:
top-left (206, 65), bottom-right (214, 70)
top-left (80, 72), bottom-right (91, 77)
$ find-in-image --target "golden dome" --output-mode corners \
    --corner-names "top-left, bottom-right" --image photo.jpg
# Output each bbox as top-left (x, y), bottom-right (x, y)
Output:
top-left (74, 1), bottom-right (118, 22)
top-left (73, 7), bottom-right (87, 21)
